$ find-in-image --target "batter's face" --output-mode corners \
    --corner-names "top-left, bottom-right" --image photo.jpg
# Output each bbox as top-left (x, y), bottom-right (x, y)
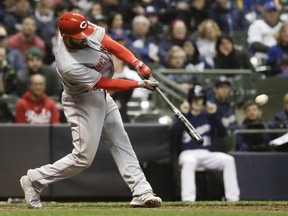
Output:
top-left (64, 36), bottom-right (88, 49)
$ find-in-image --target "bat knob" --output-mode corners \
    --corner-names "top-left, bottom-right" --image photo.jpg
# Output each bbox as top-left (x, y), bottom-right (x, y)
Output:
top-left (197, 137), bottom-right (204, 145)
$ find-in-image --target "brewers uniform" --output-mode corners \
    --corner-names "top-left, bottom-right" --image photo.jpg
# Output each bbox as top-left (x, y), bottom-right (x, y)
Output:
top-left (20, 12), bottom-right (161, 208)
top-left (171, 85), bottom-right (240, 202)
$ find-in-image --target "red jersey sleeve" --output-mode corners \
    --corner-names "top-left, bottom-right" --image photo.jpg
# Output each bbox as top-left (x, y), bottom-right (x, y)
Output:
top-left (100, 34), bottom-right (137, 65)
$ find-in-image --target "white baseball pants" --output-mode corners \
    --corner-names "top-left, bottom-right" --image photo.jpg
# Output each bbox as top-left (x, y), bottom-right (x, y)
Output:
top-left (179, 149), bottom-right (240, 201)
top-left (27, 90), bottom-right (152, 196)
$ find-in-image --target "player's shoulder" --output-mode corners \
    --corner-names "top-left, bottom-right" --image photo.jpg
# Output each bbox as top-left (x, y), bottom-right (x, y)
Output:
top-left (88, 23), bottom-right (105, 41)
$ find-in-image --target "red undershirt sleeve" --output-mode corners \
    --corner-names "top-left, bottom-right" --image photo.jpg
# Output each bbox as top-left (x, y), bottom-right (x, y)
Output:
top-left (94, 76), bottom-right (139, 91)
top-left (100, 34), bottom-right (137, 65)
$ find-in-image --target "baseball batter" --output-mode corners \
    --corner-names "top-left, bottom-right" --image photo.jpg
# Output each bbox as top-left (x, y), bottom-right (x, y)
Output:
top-left (20, 12), bottom-right (161, 208)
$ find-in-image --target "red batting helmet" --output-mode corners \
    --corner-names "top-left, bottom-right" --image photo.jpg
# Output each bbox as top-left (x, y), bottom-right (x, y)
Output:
top-left (58, 12), bottom-right (95, 39)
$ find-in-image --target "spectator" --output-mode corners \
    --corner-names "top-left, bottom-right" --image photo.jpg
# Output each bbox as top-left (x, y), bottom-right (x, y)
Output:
top-left (240, 0), bottom-right (282, 15)
top-left (33, 0), bottom-right (57, 65)
top-left (127, 15), bottom-right (159, 65)
top-left (2, 0), bottom-right (32, 35)
top-left (0, 47), bottom-right (17, 96)
top-left (90, 14), bottom-right (108, 31)
top-left (207, 76), bottom-right (240, 133)
top-left (188, 0), bottom-right (209, 32)
top-left (0, 26), bottom-right (25, 73)
top-left (17, 47), bottom-right (62, 98)
top-left (236, 100), bottom-right (269, 151)
top-left (158, 19), bottom-right (191, 66)
top-left (15, 74), bottom-right (60, 124)
top-left (87, 2), bottom-right (103, 22)
top-left (171, 1), bottom-right (190, 28)
top-left (144, 5), bottom-right (166, 42)
top-left (0, 0), bottom-right (16, 26)
top-left (54, 2), bottom-right (70, 20)
top-left (107, 12), bottom-right (128, 37)
top-left (214, 35), bottom-right (251, 70)
top-left (34, 0), bottom-right (56, 43)
top-left (196, 19), bottom-right (221, 67)
top-left (209, 0), bottom-right (248, 35)
top-left (267, 23), bottom-right (288, 76)
top-left (183, 40), bottom-right (210, 72)
top-left (7, 16), bottom-right (46, 60)
top-left (267, 92), bottom-right (288, 151)
top-left (247, 1), bottom-right (282, 60)
top-left (171, 85), bottom-right (240, 202)
top-left (0, 98), bottom-right (14, 123)
top-left (165, 45), bottom-right (196, 90)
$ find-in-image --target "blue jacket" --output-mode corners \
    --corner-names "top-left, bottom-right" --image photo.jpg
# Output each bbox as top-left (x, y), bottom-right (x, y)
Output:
top-left (267, 110), bottom-right (288, 141)
top-left (267, 44), bottom-right (288, 76)
top-left (171, 110), bottom-right (227, 153)
top-left (207, 96), bottom-right (240, 133)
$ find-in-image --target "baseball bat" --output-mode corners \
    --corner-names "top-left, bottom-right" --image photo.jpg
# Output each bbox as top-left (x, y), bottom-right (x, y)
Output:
top-left (155, 87), bottom-right (204, 145)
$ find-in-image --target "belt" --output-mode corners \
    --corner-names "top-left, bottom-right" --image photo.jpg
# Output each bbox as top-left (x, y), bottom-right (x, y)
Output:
top-left (91, 88), bottom-right (105, 92)
top-left (83, 88), bottom-right (106, 93)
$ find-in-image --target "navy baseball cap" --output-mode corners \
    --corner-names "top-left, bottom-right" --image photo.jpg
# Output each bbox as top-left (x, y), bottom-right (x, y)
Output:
top-left (187, 85), bottom-right (205, 104)
top-left (214, 76), bottom-right (231, 87)
top-left (264, 1), bottom-right (278, 11)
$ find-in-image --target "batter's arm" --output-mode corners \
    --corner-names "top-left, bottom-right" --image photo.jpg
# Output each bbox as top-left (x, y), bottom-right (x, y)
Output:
top-left (94, 76), bottom-right (158, 91)
top-left (101, 35), bottom-right (151, 78)
top-left (101, 34), bottom-right (136, 64)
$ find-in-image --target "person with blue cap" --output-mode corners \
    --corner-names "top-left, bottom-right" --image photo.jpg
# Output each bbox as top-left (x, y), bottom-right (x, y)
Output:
top-left (171, 84), bottom-right (240, 202)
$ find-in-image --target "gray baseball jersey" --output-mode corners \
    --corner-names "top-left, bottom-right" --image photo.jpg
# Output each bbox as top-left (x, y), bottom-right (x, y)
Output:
top-left (26, 23), bottom-right (153, 197)
top-left (56, 26), bottom-right (113, 95)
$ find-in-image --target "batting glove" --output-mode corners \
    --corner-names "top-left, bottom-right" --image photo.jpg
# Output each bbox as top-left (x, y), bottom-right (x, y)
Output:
top-left (139, 79), bottom-right (159, 91)
top-left (132, 59), bottom-right (152, 79)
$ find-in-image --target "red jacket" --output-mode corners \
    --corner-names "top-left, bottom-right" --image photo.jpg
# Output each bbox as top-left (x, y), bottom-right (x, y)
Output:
top-left (15, 92), bottom-right (60, 124)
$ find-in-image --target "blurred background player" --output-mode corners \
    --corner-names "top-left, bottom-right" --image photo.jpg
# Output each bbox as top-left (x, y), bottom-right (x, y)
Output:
top-left (171, 85), bottom-right (240, 202)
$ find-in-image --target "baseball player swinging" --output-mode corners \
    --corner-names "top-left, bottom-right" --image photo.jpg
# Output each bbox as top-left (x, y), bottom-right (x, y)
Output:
top-left (20, 12), bottom-right (161, 209)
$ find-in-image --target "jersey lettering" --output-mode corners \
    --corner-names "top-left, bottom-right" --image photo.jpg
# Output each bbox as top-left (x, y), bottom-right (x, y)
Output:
top-left (25, 108), bottom-right (52, 124)
top-left (94, 55), bottom-right (109, 71)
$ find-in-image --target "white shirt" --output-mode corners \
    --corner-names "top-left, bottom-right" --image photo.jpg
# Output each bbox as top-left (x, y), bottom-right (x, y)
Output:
top-left (247, 19), bottom-right (282, 46)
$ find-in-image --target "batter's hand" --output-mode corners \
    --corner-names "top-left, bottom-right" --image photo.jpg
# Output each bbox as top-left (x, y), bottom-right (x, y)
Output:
top-left (139, 79), bottom-right (159, 91)
top-left (132, 59), bottom-right (152, 79)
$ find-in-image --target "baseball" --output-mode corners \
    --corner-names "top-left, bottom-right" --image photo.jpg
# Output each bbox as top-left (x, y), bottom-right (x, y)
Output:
top-left (255, 94), bottom-right (269, 106)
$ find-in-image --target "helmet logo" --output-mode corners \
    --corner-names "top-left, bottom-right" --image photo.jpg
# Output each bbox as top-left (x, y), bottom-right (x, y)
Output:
top-left (80, 21), bottom-right (88, 29)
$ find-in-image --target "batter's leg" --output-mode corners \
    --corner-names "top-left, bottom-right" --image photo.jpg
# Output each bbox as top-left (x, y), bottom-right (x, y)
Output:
top-left (101, 94), bottom-right (152, 197)
top-left (26, 91), bottom-right (106, 186)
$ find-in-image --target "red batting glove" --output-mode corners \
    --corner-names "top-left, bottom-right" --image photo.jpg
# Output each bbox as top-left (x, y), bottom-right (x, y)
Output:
top-left (132, 59), bottom-right (152, 79)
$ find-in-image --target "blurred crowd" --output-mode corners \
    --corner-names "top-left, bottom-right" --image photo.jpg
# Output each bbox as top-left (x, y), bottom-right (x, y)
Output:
top-left (0, 0), bottom-right (288, 152)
